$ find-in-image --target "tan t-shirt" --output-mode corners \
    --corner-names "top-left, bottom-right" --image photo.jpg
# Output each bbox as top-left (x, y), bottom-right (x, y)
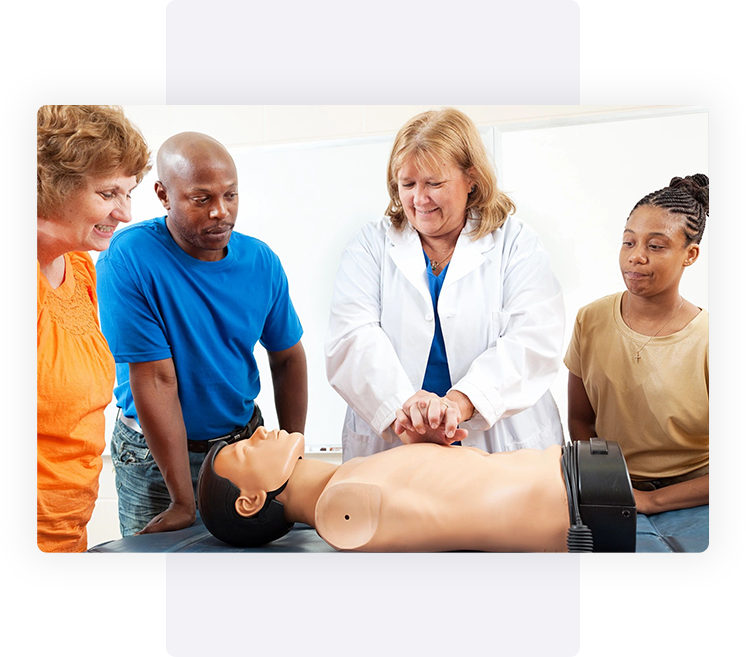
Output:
top-left (564, 292), bottom-right (708, 480)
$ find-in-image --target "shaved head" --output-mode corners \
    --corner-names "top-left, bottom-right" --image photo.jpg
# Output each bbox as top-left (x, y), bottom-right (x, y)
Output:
top-left (156, 132), bottom-right (236, 188)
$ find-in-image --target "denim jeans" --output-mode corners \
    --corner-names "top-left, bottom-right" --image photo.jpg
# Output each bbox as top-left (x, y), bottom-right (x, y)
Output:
top-left (110, 415), bottom-right (209, 537)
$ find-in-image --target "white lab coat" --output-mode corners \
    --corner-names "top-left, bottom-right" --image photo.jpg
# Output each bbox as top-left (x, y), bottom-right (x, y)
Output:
top-left (325, 215), bottom-right (565, 460)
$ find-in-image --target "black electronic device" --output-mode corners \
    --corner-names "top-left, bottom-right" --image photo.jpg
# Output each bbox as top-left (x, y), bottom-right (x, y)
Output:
top-left (562, 438), bottom-right (637, 552)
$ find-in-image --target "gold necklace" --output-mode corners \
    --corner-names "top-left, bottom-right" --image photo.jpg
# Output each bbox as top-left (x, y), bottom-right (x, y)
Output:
top-left (624, 294), bottom-right (685, 362)
top-left (428, 248), bottom-right (455, 273)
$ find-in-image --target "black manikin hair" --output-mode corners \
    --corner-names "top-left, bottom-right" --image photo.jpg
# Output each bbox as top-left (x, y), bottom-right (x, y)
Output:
top-left (196, 440), bottom-right (294, 548)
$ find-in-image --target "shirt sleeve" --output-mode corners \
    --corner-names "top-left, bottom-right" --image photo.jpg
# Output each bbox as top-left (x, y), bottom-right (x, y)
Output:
top-left (563, 311), bottom-right (584, 378)
top-left (258, 252), bottom-right (303, 353)
top-left (324, 225), bottom-right (415, 440)
top-left (450, 222), bottom-right (565, 431)
top-left (96, 249), bottom-right (173, 363)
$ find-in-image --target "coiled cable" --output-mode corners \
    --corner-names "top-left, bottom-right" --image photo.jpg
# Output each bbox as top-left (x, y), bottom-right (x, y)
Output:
top-left (561, 442), bottom-right (594, 553)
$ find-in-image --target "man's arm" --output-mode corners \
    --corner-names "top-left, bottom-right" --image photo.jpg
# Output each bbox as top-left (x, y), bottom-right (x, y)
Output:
top-left (267, 340), bottom-right (308, 434)
top-left (129, 358), bottom-right (196, 534)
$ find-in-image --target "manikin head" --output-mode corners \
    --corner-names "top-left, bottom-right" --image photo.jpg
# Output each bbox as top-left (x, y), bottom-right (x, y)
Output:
top-left (197, 427), bottom-right (304, 547)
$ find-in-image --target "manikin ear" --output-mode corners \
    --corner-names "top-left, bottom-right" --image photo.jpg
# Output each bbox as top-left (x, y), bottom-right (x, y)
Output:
top-left (235, 490), bottom-right (267, 518)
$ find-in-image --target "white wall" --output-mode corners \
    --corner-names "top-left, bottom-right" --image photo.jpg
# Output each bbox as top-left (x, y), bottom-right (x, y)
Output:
top-left (88, 104), bottom-right (708, 543)
top-left (498, 111), bottom-right (708, 430)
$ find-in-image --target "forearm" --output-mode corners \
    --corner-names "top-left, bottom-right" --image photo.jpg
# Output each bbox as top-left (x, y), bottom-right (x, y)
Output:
top-left (129, 361), bottom-right (195, 511)
top-left (635, 475), bottom-right (709, 515)
top-left (269, 342), bottom-right (308, 434)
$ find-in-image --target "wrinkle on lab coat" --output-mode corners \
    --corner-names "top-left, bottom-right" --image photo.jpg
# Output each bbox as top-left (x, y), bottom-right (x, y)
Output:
top-left (325, 215), bottom-right (565, 460)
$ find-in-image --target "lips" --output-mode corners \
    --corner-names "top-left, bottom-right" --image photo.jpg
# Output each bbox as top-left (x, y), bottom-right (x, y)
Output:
top-left (204, 224), bottom-right (233, 235)
top-left (93, 224), bottom-right (116, 236)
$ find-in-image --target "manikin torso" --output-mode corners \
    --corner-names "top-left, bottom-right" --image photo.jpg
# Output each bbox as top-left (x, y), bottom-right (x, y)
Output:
top-left (313, 443), bottom-right (569, 552)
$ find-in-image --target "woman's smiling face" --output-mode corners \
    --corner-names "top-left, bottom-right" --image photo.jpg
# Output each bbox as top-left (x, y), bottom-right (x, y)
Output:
top-left (49, 171), bottom-right (136, 252)
top-left (396, 158), bottom-right (474, 239)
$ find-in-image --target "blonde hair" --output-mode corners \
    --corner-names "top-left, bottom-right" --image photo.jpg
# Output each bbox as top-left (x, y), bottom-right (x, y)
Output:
top-left (37, 105), bottom-right (151, 218)
top-left (385, 108), bottom-right (515, 239)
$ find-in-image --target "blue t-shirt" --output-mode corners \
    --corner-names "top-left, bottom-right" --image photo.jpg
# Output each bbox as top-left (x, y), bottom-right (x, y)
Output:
top-left (422, 253), bottom-right (459, 445)
top-left (97, 217), bottom-right (303, 441)
top-left (421, 251), bottom-right (451, 397)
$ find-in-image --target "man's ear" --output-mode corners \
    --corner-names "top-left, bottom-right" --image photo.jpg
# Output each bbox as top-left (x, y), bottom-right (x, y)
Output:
top-left (154, 181), bottom-right (170, 210)
top-left (235, 491), bottom-right (267, 518)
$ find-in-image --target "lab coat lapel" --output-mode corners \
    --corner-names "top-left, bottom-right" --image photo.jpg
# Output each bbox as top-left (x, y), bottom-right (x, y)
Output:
top-left (444, 219), bottom-right (494, 287)
top-left (386, 222), bottom-right (431, 305)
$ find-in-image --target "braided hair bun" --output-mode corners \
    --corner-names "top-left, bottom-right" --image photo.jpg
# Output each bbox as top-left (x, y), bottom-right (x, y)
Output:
top-left (630, 173), bottom-right (709, 244)
top-left (669, 174), bottom-right (709, 217)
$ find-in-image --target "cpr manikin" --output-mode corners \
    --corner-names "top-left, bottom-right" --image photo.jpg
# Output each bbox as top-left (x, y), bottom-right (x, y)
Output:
top-left (197, 427), bottom-right (636, 552)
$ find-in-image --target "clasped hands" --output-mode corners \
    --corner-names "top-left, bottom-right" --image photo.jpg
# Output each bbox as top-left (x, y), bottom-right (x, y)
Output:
top-left (393, 390), bottom-right (474, 445)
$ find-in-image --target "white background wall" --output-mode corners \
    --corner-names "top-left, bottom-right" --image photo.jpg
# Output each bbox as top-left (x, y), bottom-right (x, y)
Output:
top-left (88, 104), bottom-right (708, 546)
top-left (113, 104), bottom-right (709, 446)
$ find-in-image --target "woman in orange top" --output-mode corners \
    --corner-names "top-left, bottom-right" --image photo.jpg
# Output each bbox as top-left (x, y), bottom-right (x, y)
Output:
top-left (37, 106), bottom-right (150, 552)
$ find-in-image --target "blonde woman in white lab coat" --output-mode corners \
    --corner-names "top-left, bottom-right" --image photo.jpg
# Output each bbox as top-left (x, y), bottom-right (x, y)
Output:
top-left (325, 108), bottom-right (565, 460)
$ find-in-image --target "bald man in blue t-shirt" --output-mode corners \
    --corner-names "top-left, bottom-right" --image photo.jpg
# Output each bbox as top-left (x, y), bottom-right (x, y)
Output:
top-left (97, 132), bottom-right (307, 537)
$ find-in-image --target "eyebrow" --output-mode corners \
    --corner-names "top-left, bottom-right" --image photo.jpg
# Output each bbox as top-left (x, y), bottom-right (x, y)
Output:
top-left (189, 182), bottom-right (239, 193)
top-left (623, 228), bottom-right (670, 239)
top-left (97, 182), bottom-right (138, 194)
top-left (397, 174), bottom-right (447, 182)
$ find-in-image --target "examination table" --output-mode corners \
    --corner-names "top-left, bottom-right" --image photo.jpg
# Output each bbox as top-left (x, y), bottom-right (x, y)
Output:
top-left (88, 505), bottom-right (708, 553)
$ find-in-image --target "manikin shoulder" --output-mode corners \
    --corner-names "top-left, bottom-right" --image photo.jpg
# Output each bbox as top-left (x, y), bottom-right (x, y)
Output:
top-left (315, 480), bottom-right (382, 551)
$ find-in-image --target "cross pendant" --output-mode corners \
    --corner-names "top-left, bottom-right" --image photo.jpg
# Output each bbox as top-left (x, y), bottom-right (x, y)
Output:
top-left (635, 352), bottom-right (641, 362)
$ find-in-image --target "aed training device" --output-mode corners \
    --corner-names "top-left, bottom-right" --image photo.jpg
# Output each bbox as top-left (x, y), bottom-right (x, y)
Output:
top-left (561, 438), bottom-right (637, 552)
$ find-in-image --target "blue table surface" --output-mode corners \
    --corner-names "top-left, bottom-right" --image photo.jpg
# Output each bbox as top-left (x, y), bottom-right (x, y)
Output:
top-left (89, 505), bottom-right (708, 553)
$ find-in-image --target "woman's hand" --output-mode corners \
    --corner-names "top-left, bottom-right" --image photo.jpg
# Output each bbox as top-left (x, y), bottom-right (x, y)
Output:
top-left (393, 390), bottom-right (472, 445)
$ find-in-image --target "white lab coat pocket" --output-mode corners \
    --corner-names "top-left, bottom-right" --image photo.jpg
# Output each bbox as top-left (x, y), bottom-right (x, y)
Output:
top-left (490, 310), bottom-right (509, 346)
top-left (496, 391), bottom-right (565, 451)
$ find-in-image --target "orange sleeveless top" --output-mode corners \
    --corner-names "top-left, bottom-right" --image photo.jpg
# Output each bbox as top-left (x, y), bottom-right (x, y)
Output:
top-left (37, 252), bottom-right (115, 552)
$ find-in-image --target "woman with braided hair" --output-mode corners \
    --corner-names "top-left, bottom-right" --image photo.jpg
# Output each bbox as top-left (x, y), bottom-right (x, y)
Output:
top-left (564, 174), bottom-right (709, 515)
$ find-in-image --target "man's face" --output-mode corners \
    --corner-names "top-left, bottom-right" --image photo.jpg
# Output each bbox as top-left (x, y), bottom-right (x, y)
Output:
top-left (157, 150), bottom-right (239, 262)
top-left (214, 427), bottom-right (305, 504)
